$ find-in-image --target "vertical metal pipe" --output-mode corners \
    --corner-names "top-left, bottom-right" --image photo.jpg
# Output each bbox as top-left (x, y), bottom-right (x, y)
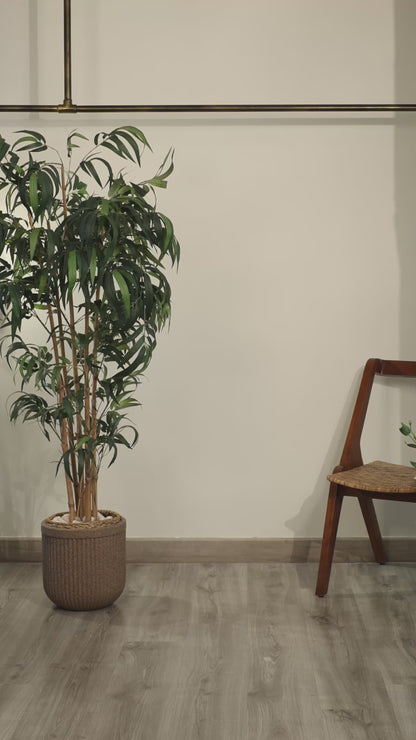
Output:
top-left (63, 0), bottom-right (72, 107)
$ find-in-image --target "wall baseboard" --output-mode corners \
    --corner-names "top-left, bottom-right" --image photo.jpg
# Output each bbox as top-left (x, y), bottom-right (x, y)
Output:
top-left (1, 537), bottom-right (416, 563)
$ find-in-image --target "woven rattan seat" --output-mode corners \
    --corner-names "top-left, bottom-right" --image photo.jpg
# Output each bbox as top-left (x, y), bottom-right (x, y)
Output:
top-left (328, 460), bottom-right (416, 494)
top-left (316, 359), bottom-right (416, 597)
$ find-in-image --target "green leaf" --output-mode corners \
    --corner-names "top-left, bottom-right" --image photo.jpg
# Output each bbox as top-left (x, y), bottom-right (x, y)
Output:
top-left (38, 270), bottom-right (47, 299)
top-left (30, 227), bottom-right (42, 259)
top-left (111, 134), bottom-right (133, 161)
top-left (89, 247), bottom-right (97, 283)
top-left (37, 170), bottom-right (55, 212)
top-left (100, 140), bottom-right (124, 158)
top-left (146, 177), bottom-right (168, 189)
top-left (400, 423), bottom-right (412, 436)
top-left (51, 365), bottom-right (62, 392)
top-left (107, 443), bottom-right (118, 467)
top-left (12, 131), bottom-right (47, 152)
top-left (67, 131), bottom-right (88, 156)
top-left (0, 136), bottom-right (10, 161)
top-left (118, 125), bottom-right (151, 150)
top-left (77, 448), bottom-right (86, 479)
top-left (93, 131), bottom-right (106, 146)
top-left (29, 173), bottom-right (39, 213)
top-left (160, 214), bottom-right (173, 253)
top-left (115, 397), bottom-right (140, 409)
top-left (46, 229), bottom-right (57, 260)
top-left (7, 284), bottom-right (21, 338)
top-left (91, 158), bottom-right (114, 185)
top-left (80, 159), bottom-right (102, 188)
top-left (113, 269), bottom-right (131, 317)
top-left (14, 130), bottom-right (46, 143)
top-left (68, 250), bottom-right (77, 296)
top-left (114, 130), bottom-right (142, 165)
top-left (157, 148), bottom-right (175, 180)
top-left (75, 435), bottom-right (92, 451)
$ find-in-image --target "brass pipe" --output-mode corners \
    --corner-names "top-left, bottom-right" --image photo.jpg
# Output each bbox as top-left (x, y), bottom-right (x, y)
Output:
top-left (63, 0), bottom-right (72, 107)
top-left (0, 105), bottom-right (61, 112)
top-left (60, 103), bottom-right (416, 113)
top-left (0, 103), bottom-right (416, 113)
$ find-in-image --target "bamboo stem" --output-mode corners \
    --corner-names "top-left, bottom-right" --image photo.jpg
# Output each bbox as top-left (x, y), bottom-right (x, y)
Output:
top-left (83, 303), bottom-right (92, 521)
top-left (54, 288), bottom-right (80, 506)
top-left (90, 286), bottom-right (101, 518)
top-left (46, 304), bottom-right (76, 522)
top-left (60, 410), bottom-right (76, 523)
top-left (61, 165), bottom-right (83, 497)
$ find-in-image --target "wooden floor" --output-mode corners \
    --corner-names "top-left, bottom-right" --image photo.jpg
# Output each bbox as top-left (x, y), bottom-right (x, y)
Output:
top-left (0, 562), bottom-right (416, 739)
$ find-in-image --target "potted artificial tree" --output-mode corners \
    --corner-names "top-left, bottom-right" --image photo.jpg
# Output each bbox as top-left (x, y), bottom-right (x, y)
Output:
top-left (0, 126), bottom-right (179, 609)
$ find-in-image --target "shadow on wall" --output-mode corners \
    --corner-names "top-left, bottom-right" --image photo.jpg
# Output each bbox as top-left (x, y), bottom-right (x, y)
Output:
top-left (284, 367), bottom-right (367, 556)
top-left (387, 0), bottom-right (416, 536)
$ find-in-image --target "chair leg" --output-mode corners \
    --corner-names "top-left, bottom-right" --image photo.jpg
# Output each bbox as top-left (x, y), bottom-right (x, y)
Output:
top-left (315, 483), bottom-right (344, 597)
top-left (358, 495), bottom-right (387, 564)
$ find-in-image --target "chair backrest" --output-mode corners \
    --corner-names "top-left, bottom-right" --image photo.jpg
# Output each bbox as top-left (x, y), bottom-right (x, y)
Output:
top-left (339, 358), bottom-right (416, 470)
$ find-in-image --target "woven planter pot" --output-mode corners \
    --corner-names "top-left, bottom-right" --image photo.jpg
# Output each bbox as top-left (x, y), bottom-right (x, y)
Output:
top-left (41, 510), bottom-right (126, 611)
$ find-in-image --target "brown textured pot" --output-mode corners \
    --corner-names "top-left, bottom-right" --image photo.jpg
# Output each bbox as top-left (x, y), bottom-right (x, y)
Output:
top-left (41, 510), bottom-right (126, 611)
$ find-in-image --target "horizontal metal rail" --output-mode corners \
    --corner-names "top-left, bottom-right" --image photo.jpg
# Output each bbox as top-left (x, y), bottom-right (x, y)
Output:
top-left (0, 103), bottom-right (415, 114)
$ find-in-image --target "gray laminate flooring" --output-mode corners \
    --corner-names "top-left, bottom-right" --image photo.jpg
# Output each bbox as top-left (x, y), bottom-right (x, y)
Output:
top-left (0, 561), bottom-right (415, 739)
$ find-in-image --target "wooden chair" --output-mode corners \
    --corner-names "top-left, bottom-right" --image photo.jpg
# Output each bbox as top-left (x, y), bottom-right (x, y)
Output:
top-left (316, 358), bottom-right (416, 597)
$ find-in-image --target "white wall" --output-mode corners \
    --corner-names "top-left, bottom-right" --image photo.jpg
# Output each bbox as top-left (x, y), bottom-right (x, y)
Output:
top-left (0, 0), bottom-right (415, 538)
